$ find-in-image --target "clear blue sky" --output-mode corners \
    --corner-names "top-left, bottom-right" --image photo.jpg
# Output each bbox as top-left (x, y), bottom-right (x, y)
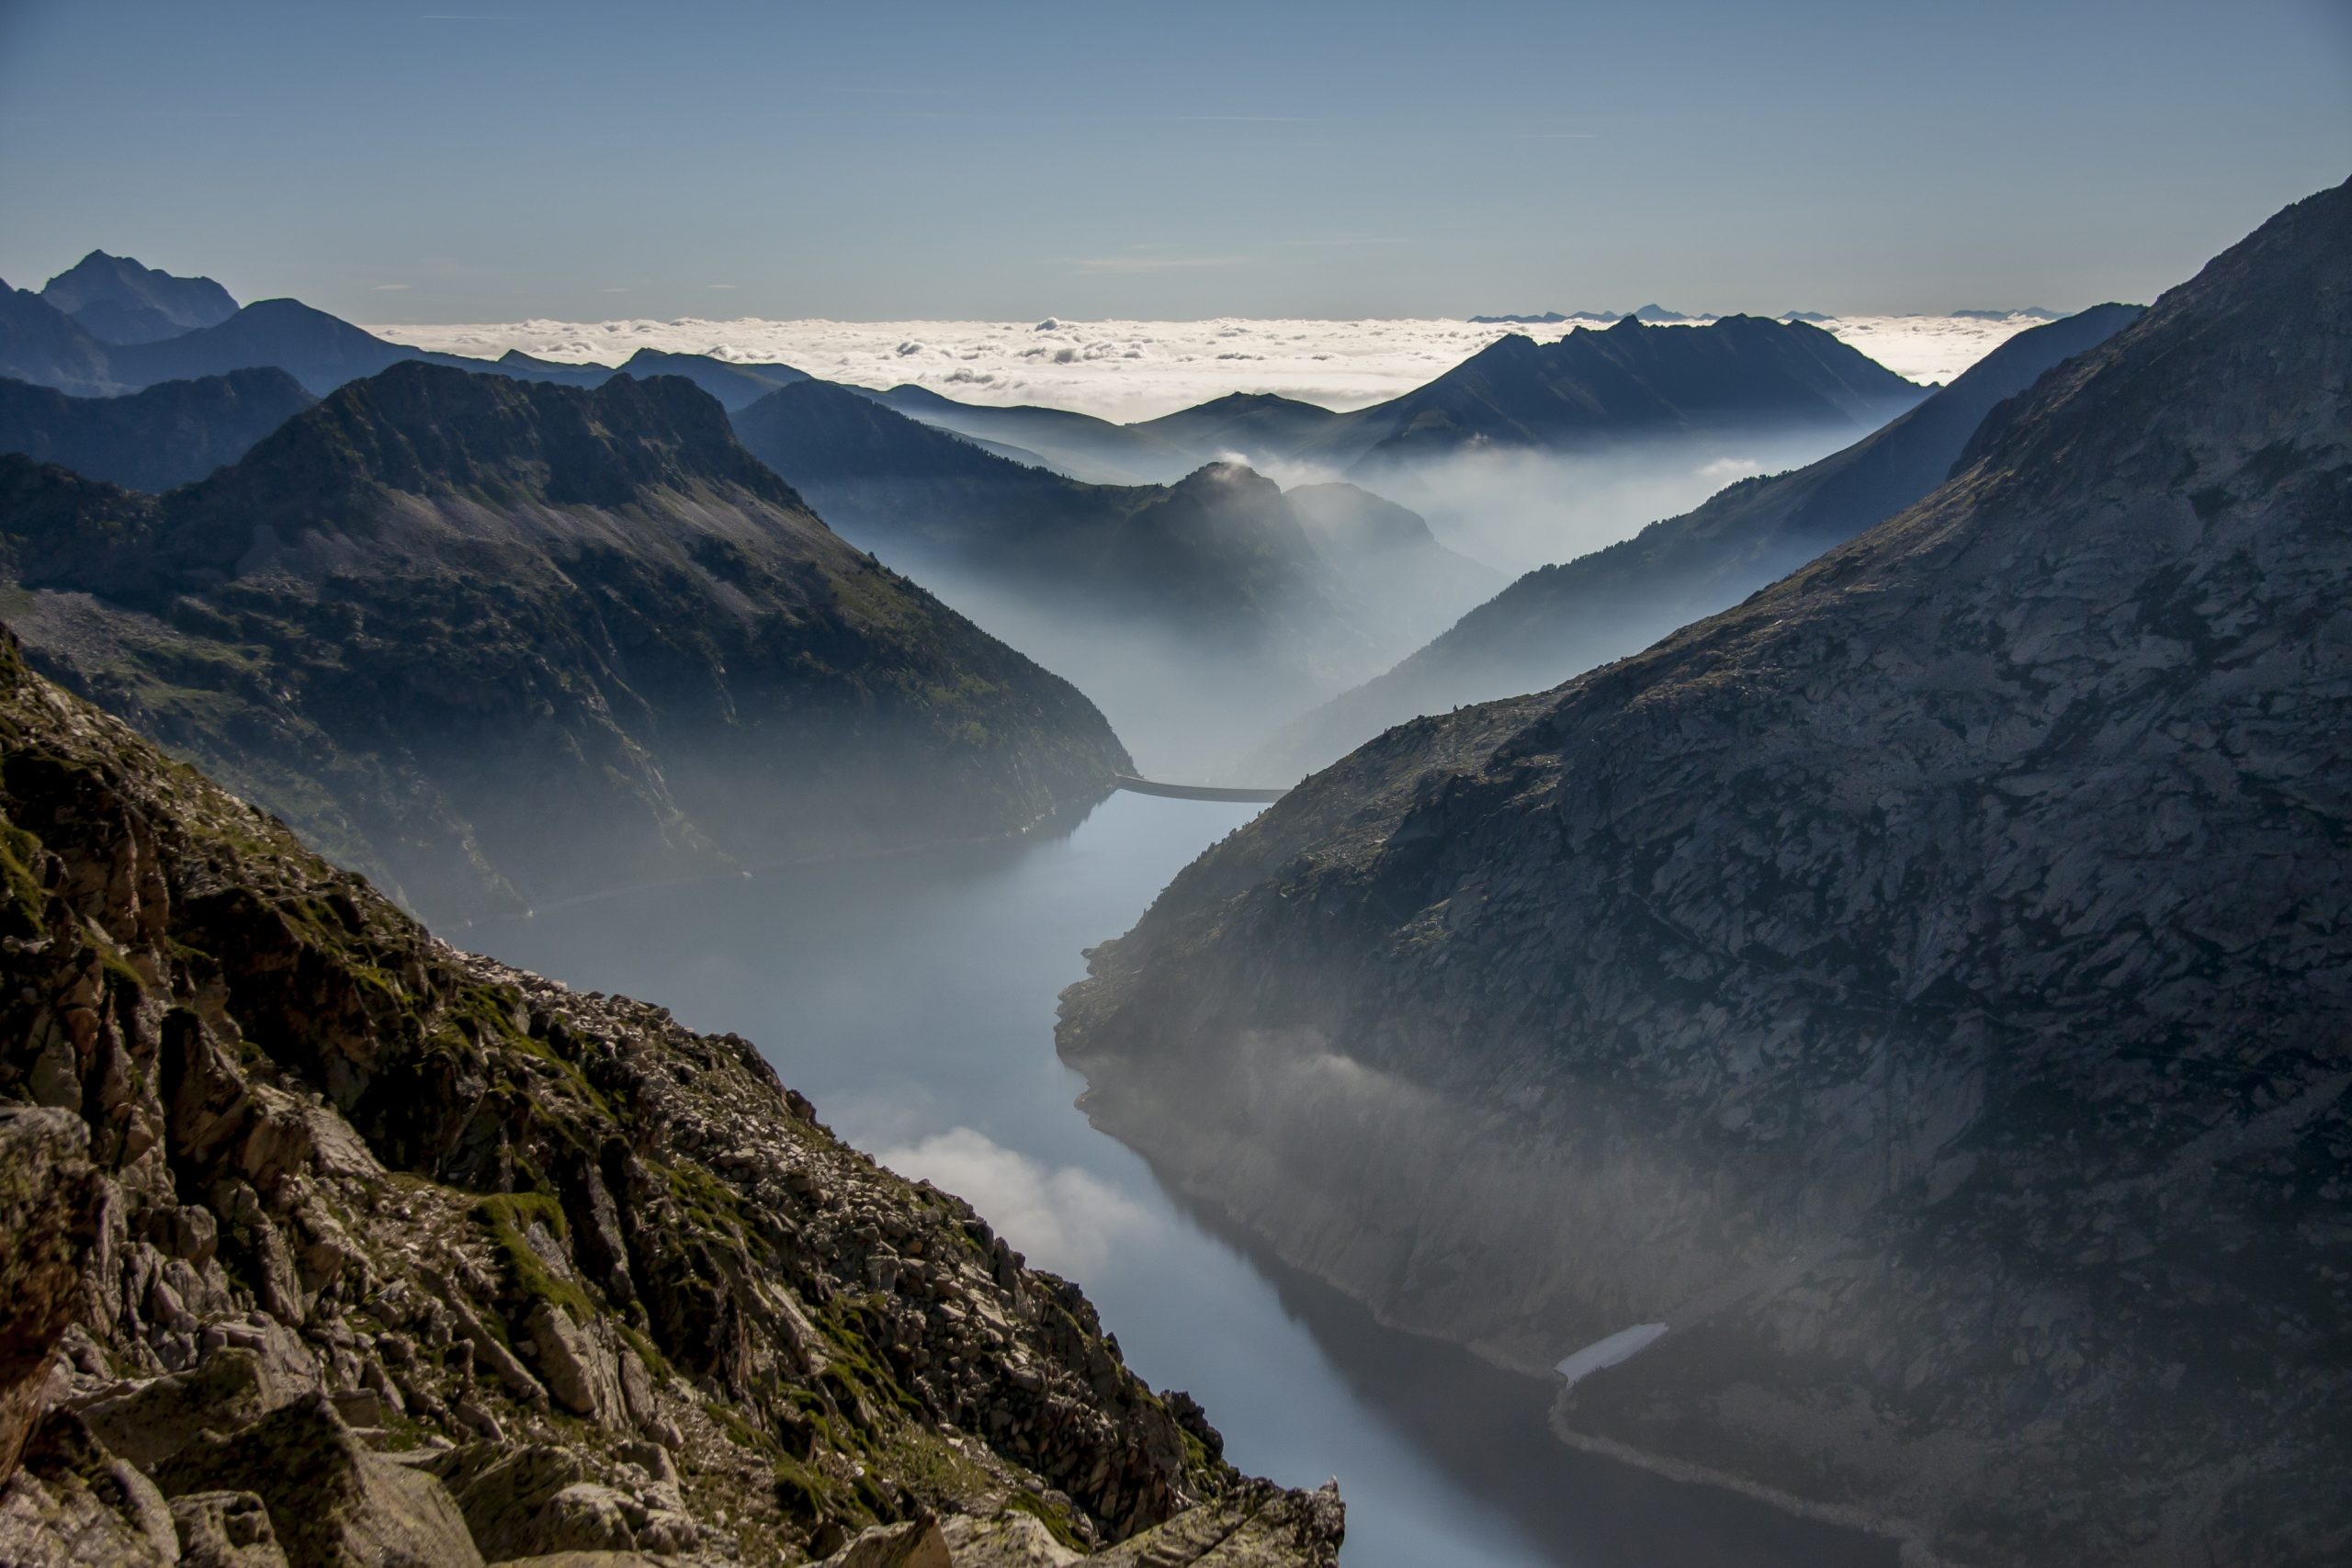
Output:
top-left (3, 0), bottom-right (2346, 322)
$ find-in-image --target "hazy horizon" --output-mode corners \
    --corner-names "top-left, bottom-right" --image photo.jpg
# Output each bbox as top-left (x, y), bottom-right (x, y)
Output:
top-left (373, 309), bottom-right (2045, 423)
top-left (4, 0), bottom-right (2346, 325)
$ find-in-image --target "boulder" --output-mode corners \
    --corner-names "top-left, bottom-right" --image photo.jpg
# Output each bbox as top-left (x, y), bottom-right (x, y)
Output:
top-left (521, 1302), bottom-right (622, 1423)
top-left (172, 1488), bottom-right (292, 1567)
top-left (0, 1108), bottom-right (103, 1483)
top-left (81, 1347), bottom-right (307, 1468)
top-left (819, 1517), bottom-right (953, 1568)
top-left (0, 1411), bottom-right (178, 1566)
top-left (427, 1441), bottom-right (686, 1561)
top-left (155, 1392), bottom-right (483, 1567)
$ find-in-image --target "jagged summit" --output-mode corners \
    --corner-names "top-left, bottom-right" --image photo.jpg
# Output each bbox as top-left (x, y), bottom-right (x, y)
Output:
top-left (37, 250), bottom-right (238, 344)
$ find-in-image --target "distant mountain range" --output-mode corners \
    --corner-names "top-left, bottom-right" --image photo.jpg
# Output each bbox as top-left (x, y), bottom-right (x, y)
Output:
top-left (868, 314), bottom-right (1928, 488)
top-left (0, 250), bottom-right (1941, 777)
top-left (36, 249), bottom-right (238, 344)
top-left (0, 362), bottom-right (1127, 917)
top-left (0, 261), bottom-right (812, 408)
top-left (1468, 305), bottom-right (1701, 325)
top-left (733, 379), bottom-right (1498, 768)
top-left (0, 368), bottom-right (313, 491)
top-left (2, 254), bottom-right (1929, 502)
top-left (1249, 301), bottom-right (2144, 780)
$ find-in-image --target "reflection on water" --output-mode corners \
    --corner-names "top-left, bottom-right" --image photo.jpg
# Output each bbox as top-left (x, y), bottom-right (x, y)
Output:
top-left (469, 792), bottom-right (1893, 1567)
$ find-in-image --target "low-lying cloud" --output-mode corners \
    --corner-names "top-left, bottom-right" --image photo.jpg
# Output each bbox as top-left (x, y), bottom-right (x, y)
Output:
top-left (875, 1125), bottom-right (1158, 1279)
top-left (374, 312), bottom-right (2044, 424)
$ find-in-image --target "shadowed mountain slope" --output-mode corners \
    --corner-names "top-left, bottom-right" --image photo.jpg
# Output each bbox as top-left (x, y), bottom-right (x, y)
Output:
top-left (0, 282), bottom-right (119, 397)
top-left (0, 361), bottom-right (1128, 919)
top-left (866, 384), bottom-right (1202, 485)
top-left (1057, 180), bottom-right (2352, 1568)
top-left (0, 369), bottom-right (314, 491)
top-left (734, 378), bottom-right (1496, 769)
top-left (1252, 303), bottom-right (2144, 779)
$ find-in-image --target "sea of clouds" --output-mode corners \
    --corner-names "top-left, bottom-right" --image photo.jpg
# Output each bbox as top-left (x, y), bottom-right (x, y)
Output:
top-left (378, 311), bottom-right (2046, 424)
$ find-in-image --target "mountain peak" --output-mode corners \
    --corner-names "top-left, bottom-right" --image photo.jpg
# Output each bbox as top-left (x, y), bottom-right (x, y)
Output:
top-left (222, 359), bottom-right (798, 513)
top-left (37, 250), bottom-right (238, 344)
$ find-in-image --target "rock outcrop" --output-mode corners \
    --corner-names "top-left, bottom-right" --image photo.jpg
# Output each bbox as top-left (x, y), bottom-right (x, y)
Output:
top-left (0, 625), bottom-right (1338, 1564)
top-left (1057, 181), bottom-right (2352, 1565)
top-left (0, 359), bottom-right (1131, 919)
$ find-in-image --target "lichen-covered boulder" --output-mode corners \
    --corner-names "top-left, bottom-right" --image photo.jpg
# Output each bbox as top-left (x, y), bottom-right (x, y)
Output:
top-left (155, 1393), bottom-right (482, 1567)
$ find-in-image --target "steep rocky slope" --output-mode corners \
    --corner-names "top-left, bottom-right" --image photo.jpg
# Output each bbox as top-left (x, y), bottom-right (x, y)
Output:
top-left (0, 361), bottom-right (1129, 919)
top-left (1058, 182), bottom-right (2351, 1566)
top-left (0, 626), bottom-right (1340, 1565)
top-left (1252, 303), bottom-right (2143, 780)
top-left (0, 369), bottom-right (315, 491)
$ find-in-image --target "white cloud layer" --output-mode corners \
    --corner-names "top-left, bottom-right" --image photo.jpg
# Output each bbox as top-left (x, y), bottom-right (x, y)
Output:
top-left (373, 311), bottom-right (2048, 423)
top-left (874, 1126), bottom-right (1157, 1280)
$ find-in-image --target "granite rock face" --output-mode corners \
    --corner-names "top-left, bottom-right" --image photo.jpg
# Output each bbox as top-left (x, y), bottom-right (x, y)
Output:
top-left (0, 626), bottom-right (1337, 1563)
top-left (1058, 182), bottom-right (2352, 1565)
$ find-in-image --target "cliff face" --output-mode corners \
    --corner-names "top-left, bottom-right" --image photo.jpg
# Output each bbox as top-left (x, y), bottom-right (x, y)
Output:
top-left (0, 361), bottom-right (1131, 919)
top-left (1057, 182), bottom-right (2352, 1565)
top-left (0, 626), bottom-right (1339, 1566)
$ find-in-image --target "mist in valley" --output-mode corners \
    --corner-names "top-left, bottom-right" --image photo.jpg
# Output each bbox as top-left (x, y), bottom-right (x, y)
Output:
top-left (1255, 424), bottom-right (1866, 575)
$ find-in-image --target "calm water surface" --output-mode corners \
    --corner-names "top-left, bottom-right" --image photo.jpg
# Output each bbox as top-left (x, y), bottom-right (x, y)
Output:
top-left (469, 793), bottom-right (1893, 1568)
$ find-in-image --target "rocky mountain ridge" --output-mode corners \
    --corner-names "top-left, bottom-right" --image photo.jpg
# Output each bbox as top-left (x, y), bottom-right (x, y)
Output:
top-left (0, 624), bottom-right (1341, 1566)
top-left (0, 360), bottom-right (1130, 919)
top-left (1250, 302), bottom-right (2144, 780)
top-left (874, 316), bottom-right (1928, 484)
top-left (1057, 180), bottom-right (2352, 1566)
